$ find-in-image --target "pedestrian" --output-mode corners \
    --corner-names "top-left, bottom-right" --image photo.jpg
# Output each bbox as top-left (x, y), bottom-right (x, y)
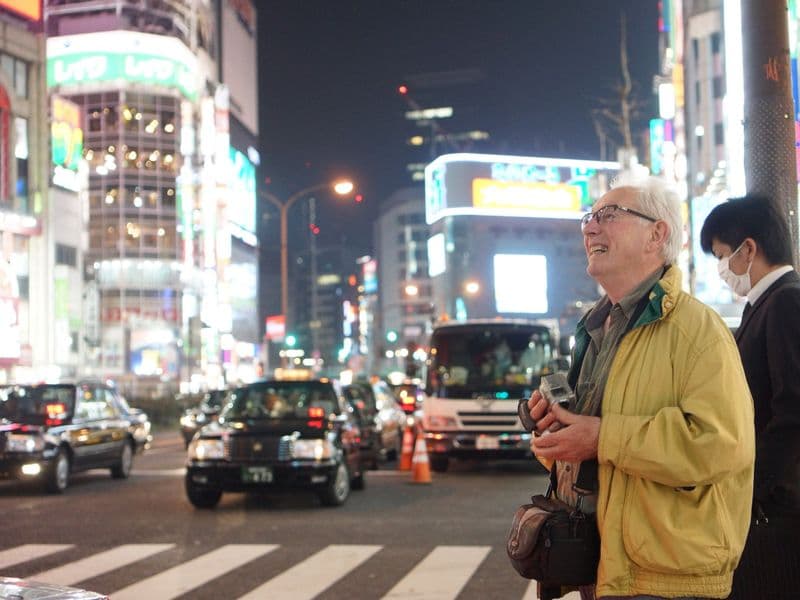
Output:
top-left (526, 175), bottom-right (754, 600)
top-left (700, 195), bottom-right (800, 599)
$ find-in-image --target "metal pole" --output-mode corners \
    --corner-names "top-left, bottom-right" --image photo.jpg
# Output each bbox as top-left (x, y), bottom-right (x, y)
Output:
top-left (741, 0), bottom-right (799, 264)
top-left (280, 202), bottom-right (289, 327)
top-left (260, 183), bottom-right (341, 344)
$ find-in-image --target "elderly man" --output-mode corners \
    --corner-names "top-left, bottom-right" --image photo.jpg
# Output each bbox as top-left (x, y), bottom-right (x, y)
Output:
top-left (526, 176), bottom-right (754, 600)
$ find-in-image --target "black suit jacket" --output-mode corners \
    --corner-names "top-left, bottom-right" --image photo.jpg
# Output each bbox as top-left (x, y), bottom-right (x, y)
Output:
top-left (735, 269), bottom-right (800, 514)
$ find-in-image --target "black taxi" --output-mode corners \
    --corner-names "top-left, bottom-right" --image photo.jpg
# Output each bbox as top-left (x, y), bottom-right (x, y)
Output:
top-left (185, 378), bottom-right (365, 508)
top-left (0, 382), bottom-right (135, 493)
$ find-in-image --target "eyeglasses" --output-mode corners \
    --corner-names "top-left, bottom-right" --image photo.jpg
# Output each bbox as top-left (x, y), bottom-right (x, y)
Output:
top-left (580, 204), bottom-right (658, 230)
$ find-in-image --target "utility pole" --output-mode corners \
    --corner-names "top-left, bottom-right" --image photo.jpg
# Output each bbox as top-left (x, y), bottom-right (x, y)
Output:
top-left (741, 0), bottom-right (799, 264)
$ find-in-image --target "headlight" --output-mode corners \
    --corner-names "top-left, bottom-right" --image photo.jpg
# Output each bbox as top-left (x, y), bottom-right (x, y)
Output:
top-left (188, 437), bottom-right (225, 460)
top-left (6, 433), bottom-right (44, 453)
top-left (291, 439), bottom-right (334, 460)
top-left (424, 415), bottom-right (457, 429)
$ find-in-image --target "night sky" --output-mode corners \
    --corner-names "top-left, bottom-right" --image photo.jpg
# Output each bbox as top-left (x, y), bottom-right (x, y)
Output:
top-left (256, 1), bottom-right (660, 254)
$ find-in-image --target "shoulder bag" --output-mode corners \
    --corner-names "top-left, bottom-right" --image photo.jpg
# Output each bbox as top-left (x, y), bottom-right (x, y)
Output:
top-left (506, 460), bottom-right (600, 586)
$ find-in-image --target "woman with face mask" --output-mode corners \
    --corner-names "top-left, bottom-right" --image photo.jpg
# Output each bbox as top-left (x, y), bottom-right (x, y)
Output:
top-left (701, 195), bottom-right (800, 599)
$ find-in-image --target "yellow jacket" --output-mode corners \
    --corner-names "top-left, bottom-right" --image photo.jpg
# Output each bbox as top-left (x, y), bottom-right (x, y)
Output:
top-left (579, 266), bottom-right (754, 598)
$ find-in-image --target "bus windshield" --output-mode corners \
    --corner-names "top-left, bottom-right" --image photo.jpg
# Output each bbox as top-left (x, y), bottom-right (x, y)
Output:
top-left (425, 324), bottom-right (556, 398)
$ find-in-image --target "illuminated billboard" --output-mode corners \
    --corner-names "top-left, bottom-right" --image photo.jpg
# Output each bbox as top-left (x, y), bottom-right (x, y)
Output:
top-left (493, 254), bottom-right (548, 314)
top-left (424, 153), bottom-right (619, 225)
top-left (0, 0), bottom-right (40, 21)
top-left (51, 96), bottom-right (84, 192)
top-left (47, 32), bottom-right (198, 100)
top-left (228, 148), bottom-right (256, 235)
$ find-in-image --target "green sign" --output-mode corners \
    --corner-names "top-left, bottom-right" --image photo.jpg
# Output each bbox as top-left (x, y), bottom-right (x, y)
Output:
top-left (47, 51), bottom-right (197, 100)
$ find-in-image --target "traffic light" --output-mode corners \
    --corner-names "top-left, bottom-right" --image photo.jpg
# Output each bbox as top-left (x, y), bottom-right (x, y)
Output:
top-left (398, 84), bottom-right (408, 95)
top-left (354, 194), bottom-right (363, 203)
top-left (309, 223), bottom-right (320, 235)
top-left (386, 330), bottom-right (399, 343)
top-left (285, 334), bottom-right (297, 347)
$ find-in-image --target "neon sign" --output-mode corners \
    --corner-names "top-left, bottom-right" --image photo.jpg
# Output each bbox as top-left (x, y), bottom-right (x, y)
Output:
top-left (47, 32), bottom-right (198, 100)
top-left (425, 153), bottom-right (619, 224)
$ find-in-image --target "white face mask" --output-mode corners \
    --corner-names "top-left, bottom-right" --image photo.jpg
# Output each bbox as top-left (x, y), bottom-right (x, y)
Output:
top-left (717, 241), bottom-right (752, 296)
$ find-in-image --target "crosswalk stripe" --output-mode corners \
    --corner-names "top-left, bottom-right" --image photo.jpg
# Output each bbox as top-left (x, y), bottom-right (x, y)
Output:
top-left (381, 545), bottom-right (491, 600)
top-left (522, 580), bottom-right (581, 599)
top-left (238, 544), bottom-right (382, 600)
top-left (30, 544), bottom-right (174, 587)
top-left (0, 544), bottom-right (73, 570)
top-left (111, 544), bottom-right (278, 600)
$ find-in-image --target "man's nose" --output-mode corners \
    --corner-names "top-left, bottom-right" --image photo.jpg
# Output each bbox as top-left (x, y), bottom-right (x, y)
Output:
top-left (582, 219), bottom-right (600, 235)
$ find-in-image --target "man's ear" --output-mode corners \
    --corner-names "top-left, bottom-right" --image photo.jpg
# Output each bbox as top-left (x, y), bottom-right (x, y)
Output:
top-left (743, 237), bottom-right (758, 261)
top-left (647, 221), bottom-right (669, 253)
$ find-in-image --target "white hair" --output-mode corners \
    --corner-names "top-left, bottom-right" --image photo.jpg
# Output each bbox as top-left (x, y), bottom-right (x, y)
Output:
top-left (610, 173), bottom-right (682, 264)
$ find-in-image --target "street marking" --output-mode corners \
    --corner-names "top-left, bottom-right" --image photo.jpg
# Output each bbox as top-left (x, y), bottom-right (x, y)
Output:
top-left (131, 468), bottom-right (185, 476)
top-left (382, 545), bottom-right (491, 600)
top-left (30, 544), bottom-right (174, 586)
top-left (523, 580), bottom-right (581, 599)
top-left (0, 544), bottom-right (73, 570)
top-left (238, 544), bottom-right (382, 600)
top-left (111, 544), bottom-right (278, 600)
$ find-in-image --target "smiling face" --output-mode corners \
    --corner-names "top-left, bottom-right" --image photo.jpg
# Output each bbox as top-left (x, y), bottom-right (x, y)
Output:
top-left (583, 187), bottom-right (667, 302)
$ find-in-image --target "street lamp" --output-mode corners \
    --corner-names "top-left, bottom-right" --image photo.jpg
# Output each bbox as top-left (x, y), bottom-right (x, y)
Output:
top-left (259, 179), bottom-right (354, 340)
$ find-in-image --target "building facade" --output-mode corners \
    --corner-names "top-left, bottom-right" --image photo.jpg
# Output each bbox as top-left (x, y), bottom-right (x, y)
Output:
top-left (0, 3), bottom-right (59, 383)
top-left (44, 0), bottom-right (260, 394)
top-left (423, 153), bottom-right (617, 334)
top-left (373, 187), bottom-right (433, 377)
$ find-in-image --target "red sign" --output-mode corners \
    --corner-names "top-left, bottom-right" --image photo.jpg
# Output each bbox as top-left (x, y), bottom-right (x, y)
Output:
top-left (265, 315), bottom-right (285, 341)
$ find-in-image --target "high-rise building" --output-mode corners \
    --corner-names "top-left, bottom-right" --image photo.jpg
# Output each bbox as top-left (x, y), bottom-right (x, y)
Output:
top-left (44, 0), bottom-right (260, 393)
top-left (290, 233), bottom-right (361, 378)
top-left (373, 187), bottom-right (433, 377)
top-left (0, 3), bottom-right (52, 383)
top-left (398, 68), bottom-right (492, 183)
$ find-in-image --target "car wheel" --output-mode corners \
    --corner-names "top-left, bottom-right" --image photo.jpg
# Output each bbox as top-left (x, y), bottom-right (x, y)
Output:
top-left (111, 440), bottom-right (134, 479)
top-left (45, 449), bottom-right (70, 493)
top-left (185, 478), bottom-right (222, 509)
top-left (320, 462), bottom-right (350, 506)
top-left (430, 455), bottom-right (449, 473)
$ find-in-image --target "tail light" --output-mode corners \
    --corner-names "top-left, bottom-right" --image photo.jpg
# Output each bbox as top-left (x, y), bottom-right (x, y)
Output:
top-left (398, 391), bottom-right (417, 414)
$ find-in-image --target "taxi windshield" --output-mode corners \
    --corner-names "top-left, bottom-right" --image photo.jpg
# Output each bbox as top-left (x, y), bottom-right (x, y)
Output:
top-left (223, 381), bottom-right (339, 420)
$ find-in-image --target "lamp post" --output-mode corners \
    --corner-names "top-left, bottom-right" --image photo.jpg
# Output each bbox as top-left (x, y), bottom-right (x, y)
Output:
top-left (260, 180), bottom-right (354, 343)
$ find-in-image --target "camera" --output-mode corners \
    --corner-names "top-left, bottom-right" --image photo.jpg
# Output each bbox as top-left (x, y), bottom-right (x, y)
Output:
top-left (539, 373), bottom-right (574, 409)
top-left (517, 373), bottom-right (575, 433)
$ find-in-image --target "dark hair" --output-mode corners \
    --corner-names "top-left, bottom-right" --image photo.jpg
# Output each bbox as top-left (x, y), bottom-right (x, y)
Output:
top-left (699, 195), bottom-right (794, 266)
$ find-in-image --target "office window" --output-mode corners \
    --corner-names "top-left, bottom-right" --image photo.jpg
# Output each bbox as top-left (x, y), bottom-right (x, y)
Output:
top-left (56, 243), bottom-right (78, 267)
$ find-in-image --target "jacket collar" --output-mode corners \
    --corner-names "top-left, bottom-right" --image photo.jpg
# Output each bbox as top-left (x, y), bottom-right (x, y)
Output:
top-left (736, 269), bottom-right (800, 339)
top-left (569, 265), bottom-right (680, 388)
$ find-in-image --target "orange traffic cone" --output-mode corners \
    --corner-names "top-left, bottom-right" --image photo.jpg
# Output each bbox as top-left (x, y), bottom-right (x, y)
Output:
top-left (410, 437), bottom-right (432, 484)
top-left (399, 425), bottom-right (415, 471)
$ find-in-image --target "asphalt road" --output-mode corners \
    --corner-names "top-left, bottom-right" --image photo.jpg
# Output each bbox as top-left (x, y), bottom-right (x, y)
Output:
top-left (0, 431), bottom-right (567, 599)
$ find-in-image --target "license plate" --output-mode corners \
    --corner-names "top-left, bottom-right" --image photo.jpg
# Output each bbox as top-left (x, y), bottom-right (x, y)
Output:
top-left (476, 435), bottom-right (499, 450)
top-left (241, 466), bottom-right (273, 483)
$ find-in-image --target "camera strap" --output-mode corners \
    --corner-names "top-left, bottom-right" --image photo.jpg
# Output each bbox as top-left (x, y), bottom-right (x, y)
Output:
top-left (545, 458), bottom-right (598, 498)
